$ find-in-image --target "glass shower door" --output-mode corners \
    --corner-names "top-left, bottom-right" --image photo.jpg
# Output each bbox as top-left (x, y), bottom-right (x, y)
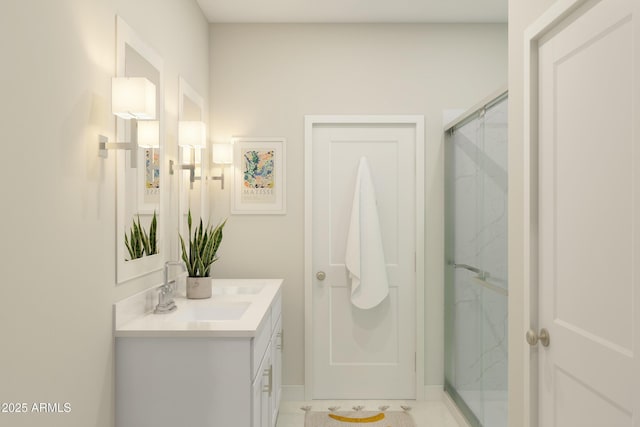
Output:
top-left (444, 95), bottom-right (508, 427)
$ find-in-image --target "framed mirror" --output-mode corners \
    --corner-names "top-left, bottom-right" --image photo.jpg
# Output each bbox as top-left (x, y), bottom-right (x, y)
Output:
top-left (116, 16), bottom-right (165, 283)
top-left (178, 77), bottom-right (208, 241)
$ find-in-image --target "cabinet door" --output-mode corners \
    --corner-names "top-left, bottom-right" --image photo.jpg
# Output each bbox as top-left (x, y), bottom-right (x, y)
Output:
top-left (253, 343), bottom-right (272, 427)
top-left (261, 347), bottom-right (272, 427)
top-left (252, 369), bottom-right (262, 427)
top-left (271, 317), bottom-right (282, 426)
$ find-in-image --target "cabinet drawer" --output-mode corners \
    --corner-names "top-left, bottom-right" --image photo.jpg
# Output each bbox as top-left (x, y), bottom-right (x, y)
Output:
top-left (252, 312), bottom-right (272, 380)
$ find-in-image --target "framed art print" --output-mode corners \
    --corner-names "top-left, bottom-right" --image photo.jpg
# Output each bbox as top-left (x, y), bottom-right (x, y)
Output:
top-left (231, 137), bottom-right (286, 215)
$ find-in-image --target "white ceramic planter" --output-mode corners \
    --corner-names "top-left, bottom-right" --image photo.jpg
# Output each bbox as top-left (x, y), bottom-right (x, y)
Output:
top-left (186, 277), bottom-right (212, 299)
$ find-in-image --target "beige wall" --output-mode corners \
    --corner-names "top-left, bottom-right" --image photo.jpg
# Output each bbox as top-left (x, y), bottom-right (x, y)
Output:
top-left (208, 23), bottom-right (508, 388)
top-left (0, 1), bottom-right (208, 426)
top-left (508, 0), bottom-right (556, 425)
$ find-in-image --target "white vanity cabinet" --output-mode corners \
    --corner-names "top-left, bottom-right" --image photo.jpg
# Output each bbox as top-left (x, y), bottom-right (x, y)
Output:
top-left (114, 280), bottom-right (282, 427)
top-left (252, 292), bottom-right (283, 427)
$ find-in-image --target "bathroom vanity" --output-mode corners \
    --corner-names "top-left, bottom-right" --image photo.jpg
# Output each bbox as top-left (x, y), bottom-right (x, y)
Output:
top-left (114, 279), bottom-right (283, 427)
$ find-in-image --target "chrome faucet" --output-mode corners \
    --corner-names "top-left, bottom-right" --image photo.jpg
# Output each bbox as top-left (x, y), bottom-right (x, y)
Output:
top-left (154, 261), bottom-right (186, 314)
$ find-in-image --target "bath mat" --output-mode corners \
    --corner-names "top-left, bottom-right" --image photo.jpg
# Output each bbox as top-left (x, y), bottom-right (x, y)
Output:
top-left (303, 407), bottom-right (416, 427)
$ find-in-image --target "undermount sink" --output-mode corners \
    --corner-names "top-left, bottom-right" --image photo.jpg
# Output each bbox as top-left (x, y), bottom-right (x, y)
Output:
top-left (177, 301), bottom-right (251, 321)
top-left (212, 285), bottom-right (264, 296)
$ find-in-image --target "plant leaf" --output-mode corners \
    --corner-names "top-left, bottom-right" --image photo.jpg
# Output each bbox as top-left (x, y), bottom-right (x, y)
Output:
top-left (128, 218), bottom-right (144, 259)
top-left (124, 233), bottom-right (133, 260)
top-left (179, 234), bottom-right (194, 276)
top-left (138, 215), bottom-right (150, 256)
top-left (148, 211), bottom-right (157, 255)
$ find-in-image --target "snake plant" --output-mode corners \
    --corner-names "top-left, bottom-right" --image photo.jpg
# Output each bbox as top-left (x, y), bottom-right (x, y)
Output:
top-left (179, 210), bottom-right (227, 277)
top-left (124, 211), bottom-right (157, 260)
top-left (147, 212), bottom-right (158, 255)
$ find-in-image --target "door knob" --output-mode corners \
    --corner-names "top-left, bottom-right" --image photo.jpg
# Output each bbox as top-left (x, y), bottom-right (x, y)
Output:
top-left (316, 271), bottom-right (326, 281)
top-left (526, 328), bottom-right (550, 347)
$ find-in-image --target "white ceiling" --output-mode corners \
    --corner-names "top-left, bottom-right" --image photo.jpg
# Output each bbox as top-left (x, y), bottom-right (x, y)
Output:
top-left (195, 0), bottom-right (507, 24)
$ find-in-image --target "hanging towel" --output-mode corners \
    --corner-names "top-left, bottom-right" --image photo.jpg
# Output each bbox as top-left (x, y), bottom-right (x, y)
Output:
top-left (345, 157), bottom-right (389, 309)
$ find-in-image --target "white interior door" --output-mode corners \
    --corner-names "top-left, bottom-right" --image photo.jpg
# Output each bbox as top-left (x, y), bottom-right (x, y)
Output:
top-left (536, 0), bottom-right (640, 424)
top-left (307, 117), bottom-right (422, 399)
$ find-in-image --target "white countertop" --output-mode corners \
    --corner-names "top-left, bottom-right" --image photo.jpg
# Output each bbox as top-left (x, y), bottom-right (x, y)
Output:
top-left (114, 279), bottom-right (282, 338)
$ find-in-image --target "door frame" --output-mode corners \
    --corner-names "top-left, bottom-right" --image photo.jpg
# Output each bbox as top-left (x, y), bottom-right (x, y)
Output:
top-left (521, 1), bottom-right (599, 425)
top-left (303, 115), bottom-right (425, 400)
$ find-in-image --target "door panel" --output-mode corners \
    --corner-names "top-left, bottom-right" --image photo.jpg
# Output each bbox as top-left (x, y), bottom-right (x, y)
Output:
top-left (329, 287), bottom-right (399, 364)
top-left (311, 122), bottom-right (417, 399)
top-left (554, 370), bottom-right (632, 426)
top-left (537, 0), bottom-right (638, 424)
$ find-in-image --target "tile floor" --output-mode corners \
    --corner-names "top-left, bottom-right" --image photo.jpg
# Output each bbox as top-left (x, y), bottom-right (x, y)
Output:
top-left (275, 400), bottom-right (462, 427)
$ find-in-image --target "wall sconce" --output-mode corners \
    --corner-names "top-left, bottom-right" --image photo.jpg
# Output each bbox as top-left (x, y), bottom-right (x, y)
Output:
top-left (136, 120), bottom-right (160, 148)
top-left (211, 143), bottom-right (233, 189)
top-left (98, 77), bottom-right (157, 168)
top-left (178, 121), bottom-right (206, 149)
top-left (170, 121), bottom-right (207, 189)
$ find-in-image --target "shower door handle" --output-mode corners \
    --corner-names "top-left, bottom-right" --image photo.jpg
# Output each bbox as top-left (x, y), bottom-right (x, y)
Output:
top-left (526, 328), bottom-right (550, 347)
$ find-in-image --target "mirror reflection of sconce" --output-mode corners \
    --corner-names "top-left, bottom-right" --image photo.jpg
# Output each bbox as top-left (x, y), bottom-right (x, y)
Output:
top-left (136, 120), bottom-right (160, 148)
top-left (170, 121), bottom-right (206, 189)
top-left (98, 77), bottom-right (158, 168)
top-left (211, 143), bottom-right (233, 189)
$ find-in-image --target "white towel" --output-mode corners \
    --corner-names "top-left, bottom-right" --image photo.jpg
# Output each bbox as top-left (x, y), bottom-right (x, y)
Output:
top-left (345, 157), bottom-right (389, 309)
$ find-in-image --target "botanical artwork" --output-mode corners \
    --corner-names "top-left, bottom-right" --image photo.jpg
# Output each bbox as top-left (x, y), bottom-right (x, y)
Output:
top-left (232, 138), bottom-right (286, 214)
top-left (242, 150), bottom-right (276, 203)
top-left (144, 148), bottom-right (160, 202)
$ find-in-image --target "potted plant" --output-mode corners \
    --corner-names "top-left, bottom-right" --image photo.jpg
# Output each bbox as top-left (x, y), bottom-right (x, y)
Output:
top-left (179, 210), bottom-right (227, 299)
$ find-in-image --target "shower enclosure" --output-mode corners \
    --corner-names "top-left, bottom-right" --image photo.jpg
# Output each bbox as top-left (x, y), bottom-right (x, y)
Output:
top-left (444, 91), bottom-right (508, 427)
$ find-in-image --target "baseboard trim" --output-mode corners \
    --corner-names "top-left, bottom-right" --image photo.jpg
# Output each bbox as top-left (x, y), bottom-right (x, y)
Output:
top-left (443, 391), bottom-right (472, 427)
top-left (282, 385), bottom-right (443, 402)
top-left (282, 385), bottom-right (305, 401)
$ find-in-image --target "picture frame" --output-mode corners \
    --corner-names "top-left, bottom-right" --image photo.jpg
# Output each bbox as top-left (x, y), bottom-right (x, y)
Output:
top-left (231, 137), bottom-right (286, 215)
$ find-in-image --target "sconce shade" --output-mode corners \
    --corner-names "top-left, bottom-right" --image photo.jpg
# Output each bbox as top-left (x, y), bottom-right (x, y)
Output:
top-left (112, 77), bottom-right (156, 120)
top-left (181, 146), bottom-right (192, 162)
top-left (212, 143), bottom-right (233, 164)
top-left (178, 121), bottom-right (206, 149)
top-left (181, 146), bottom-right (202, 165)
top-left (137, 120), bottom-right (159, 148)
